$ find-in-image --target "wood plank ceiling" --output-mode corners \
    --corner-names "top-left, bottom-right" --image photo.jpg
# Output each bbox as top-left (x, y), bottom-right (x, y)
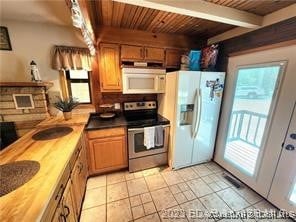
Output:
top-left (204, 0), bottom-right (296, 16)
top-left (88, 0), bottom-right (295, 39)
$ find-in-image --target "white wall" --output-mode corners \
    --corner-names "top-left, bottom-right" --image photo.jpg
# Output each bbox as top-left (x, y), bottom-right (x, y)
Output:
top-left (0, 20), bottom-right (85, 91)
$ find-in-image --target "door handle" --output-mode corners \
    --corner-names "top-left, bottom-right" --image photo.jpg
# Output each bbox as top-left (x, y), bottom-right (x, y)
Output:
top-left (290, 133), bottom-right (296, 140)
top-left (194, 89), bottom-right (202, 138)
top-left (63, 205), bottom-right (70, 217)
top-left (285, 144), bottom-right (295, 151)
top-left (191, 89), bottom-right (198, 137)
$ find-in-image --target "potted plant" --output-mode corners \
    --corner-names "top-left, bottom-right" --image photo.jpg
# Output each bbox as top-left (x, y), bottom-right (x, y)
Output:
top-left (53, 97), bottom-right (79, 120)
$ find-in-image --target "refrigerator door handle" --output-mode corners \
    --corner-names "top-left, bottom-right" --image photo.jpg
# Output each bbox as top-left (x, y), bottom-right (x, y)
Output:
top-left (194, 89), bottom-right (202, 138)
top-left (191, 89), bottom-right (198, 137)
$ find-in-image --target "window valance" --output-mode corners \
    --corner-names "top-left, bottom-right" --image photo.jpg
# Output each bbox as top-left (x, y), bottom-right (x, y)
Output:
top-left (51, 45), bottom-right (93, 71)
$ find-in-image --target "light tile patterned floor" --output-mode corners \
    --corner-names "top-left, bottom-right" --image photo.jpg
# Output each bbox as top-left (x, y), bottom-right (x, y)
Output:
top-left (80, 162), bottom-right (294, 222)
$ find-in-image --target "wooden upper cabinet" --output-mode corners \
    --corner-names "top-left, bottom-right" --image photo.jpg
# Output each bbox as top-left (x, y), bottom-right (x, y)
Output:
top-left (121, 45), bottom-right (143, 61)
top-left (145, 47), bottom-right (164, 62)
top-left (121, 44), bottom-right (165, 63)
top-left (99, 43), bottom-right (122, 92)
top-left (165, 49), bottom-right (185, 68)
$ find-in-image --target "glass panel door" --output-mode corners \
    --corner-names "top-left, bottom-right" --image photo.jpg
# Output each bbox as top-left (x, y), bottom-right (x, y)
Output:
top-left (290, 182), bottom-right (296, 205)
top-left (224, 64), bottom-right (282, 176)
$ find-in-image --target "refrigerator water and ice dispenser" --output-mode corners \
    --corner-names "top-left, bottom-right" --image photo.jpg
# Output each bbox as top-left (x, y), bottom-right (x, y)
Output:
top-left (180, 104), bottom-right (194, 125)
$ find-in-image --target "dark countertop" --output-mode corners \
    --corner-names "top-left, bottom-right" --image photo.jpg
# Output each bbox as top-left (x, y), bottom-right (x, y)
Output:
top-left (85, 113), bottom-right (128, 130)
top-left (85, 113), bottom-right (170, 130)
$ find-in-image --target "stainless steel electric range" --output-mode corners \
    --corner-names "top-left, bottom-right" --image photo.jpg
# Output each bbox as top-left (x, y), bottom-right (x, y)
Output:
top-left (123, 101), bottom-right (170, 172)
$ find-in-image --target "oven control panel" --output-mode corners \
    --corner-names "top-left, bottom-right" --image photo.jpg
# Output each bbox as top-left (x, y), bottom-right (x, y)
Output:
top-left (123, 101), bottom-right (157, 111)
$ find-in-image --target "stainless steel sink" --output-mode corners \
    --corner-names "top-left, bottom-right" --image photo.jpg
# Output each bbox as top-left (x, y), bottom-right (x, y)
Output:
top-left (32, 126), bottom-right (73, 141)
top-left (0, 160), bottom-right (40, 197)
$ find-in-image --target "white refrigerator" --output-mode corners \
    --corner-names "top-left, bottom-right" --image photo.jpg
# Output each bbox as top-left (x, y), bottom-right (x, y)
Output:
top-left (158, 71), bottom-right (225, 169)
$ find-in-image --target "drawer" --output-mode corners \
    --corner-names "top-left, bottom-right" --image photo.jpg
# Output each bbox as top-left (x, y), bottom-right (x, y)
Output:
top-left (87, 127), bottom-right (125, 139)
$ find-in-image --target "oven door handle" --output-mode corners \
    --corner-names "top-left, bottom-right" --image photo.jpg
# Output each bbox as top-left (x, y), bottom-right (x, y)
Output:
top-left (128, 124), bottom-right (170, 132)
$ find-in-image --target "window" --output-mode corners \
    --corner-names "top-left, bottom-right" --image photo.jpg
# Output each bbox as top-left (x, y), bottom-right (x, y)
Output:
top-left (290, 182), bottom-right (296, 205)
top-left (66, 70), bottom-right (92, 104)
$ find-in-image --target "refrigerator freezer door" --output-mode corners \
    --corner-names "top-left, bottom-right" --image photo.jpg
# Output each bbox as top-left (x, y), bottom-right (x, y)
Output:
top-left (173, 71), bottom-right (201, 168)
top-left (191, 72), bottom-right (225, 164)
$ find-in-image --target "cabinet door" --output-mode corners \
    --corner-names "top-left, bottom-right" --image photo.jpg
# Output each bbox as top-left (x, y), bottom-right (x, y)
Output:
top-left (165, 49), bottom-right (183, 68)
top-left (145, 47), bottom-right (165, 62)
top-left (71, 159), bottom-right (84, 215)
top-left (99, 43), bottom-right (121, 92)
top-left (121, 45), bottom-right (144, 61)
top-left (88, 135), bottom-right (127, 173)
top-left (51, 203), bottom-right (64, 222)
top-left (61, 181), bottom-right (77, 222)
top-left (79, 145), bottom-right (88, 196)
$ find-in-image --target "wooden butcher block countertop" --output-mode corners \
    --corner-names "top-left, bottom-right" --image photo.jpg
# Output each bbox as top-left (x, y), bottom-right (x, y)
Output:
top-left (37, 113), bottom-right (90, 127)
top-left (0, 114), bottom-right (87, 222)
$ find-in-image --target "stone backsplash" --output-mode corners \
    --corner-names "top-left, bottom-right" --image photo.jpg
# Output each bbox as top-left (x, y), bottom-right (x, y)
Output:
top-left (0, 86), bottom-right (49, 137)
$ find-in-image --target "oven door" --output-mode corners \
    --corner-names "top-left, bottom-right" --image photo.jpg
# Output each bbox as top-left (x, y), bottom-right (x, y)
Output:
top-left (128, 125), bottom-right (169, 159)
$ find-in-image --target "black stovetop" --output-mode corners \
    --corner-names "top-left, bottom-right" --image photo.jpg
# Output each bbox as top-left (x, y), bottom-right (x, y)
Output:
top-left (85, 113), bottom-right (170, 130)
top-left (125, 114), bottom-right (170, 128)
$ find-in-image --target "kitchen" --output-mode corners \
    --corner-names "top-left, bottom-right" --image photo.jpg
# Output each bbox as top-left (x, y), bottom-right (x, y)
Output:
top-left (0, 0), bottom-right (296, 222)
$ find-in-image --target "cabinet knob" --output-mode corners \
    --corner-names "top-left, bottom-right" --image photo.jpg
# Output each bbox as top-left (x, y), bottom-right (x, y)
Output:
top-left (55, 184), bottom-right (64, 201)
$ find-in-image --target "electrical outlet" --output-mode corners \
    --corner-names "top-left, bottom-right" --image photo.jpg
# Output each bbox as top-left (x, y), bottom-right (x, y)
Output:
top-left (114, 103), bottom-right (121, 110)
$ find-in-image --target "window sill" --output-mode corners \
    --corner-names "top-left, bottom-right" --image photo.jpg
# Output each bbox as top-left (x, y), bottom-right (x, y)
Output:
top-left (72, 104), bottom-right (95, 114)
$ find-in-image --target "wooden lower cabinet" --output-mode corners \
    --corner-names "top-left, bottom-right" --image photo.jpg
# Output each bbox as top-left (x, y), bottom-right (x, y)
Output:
top-left (61, 180), bottom-right (77, 222)
top-left (51, 202), bottom-right (64, 222)
top-left (71, 146), bottom-right (88, 216)
top-left (52, 180), bottom-right (77, 222)
top-left (46, 135), bottom-right (88, 222)
top-left (87, 127), bottom-right (128, 175)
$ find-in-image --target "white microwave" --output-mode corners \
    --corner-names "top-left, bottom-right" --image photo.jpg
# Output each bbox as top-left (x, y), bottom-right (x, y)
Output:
top-left (122, 68), bottom-right (166, 94)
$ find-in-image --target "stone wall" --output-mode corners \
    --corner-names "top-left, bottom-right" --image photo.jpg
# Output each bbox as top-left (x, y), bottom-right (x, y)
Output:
top-left (0, 86), bottom-right (49, 137)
